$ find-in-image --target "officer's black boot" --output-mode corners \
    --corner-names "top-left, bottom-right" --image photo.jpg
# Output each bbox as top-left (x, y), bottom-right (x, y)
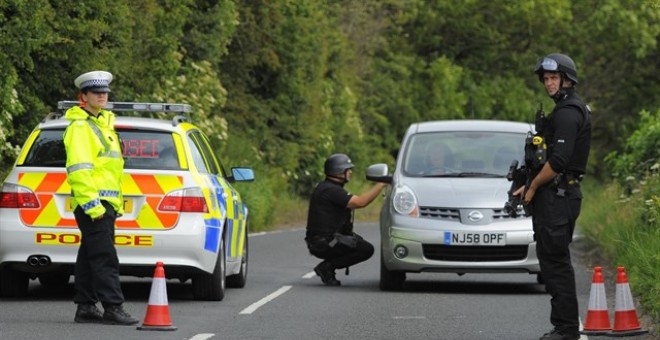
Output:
top-left (314, 261), bottom-right (341, 286)
top-left (103, 304), bottom-right (140, 325)
top-left (74, 303), bottom-right (104, 323)
top-left (539, 329), bottom-right (580, 340)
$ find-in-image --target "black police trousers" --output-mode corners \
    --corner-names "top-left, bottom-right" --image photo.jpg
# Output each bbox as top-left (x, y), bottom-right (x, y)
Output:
top-left (73, 200), bottom-right (125, 306)
top-left (533, 186), bottom-right (581, 335)
top-left (309, 236), bottom-right (374, 270)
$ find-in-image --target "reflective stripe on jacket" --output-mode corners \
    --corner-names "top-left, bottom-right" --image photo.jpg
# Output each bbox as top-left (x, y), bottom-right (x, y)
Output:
top-left (63, 106), bottom-right (124, 219)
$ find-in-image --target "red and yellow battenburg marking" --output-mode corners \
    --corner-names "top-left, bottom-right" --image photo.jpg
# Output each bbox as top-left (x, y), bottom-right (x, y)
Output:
top-left (17, 172), bottom-right (183, 230)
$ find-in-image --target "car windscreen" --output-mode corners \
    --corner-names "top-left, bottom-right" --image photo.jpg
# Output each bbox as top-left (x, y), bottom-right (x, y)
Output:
top-left (22, 128), bottom-right (180, 170)
top-left (402, 130), bottom-right (527, 177)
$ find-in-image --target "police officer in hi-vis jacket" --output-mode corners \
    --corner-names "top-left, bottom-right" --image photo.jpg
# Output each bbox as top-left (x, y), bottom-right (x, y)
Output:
top-left (64, 70), bottom-right (139, 325)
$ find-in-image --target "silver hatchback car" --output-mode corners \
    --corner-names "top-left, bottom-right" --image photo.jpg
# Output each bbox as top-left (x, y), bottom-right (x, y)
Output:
top-left (367, 120), bottom-right (541, 290)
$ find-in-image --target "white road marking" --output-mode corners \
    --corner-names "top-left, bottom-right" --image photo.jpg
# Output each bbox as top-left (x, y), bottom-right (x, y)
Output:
top-left (579, 318), bottom-right (589, 339)
top-left (249, 228), bottom-right (304, 237)
top-left (189, 334), bottom-right (215, 340)
top-left (393, 316), bottom-right (427, 320)
top-left (302, 271), bottom-right (316, 279)
top-left (239, 285), bottom-right (292, 315)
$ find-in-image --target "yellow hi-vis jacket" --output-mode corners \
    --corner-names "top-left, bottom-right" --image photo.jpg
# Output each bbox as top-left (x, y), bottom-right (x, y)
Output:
top-left (63, 106), bottom-right (124, 219)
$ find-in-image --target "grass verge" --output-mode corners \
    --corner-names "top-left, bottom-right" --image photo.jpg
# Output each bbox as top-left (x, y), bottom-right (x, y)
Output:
top-left (579, 176), bottom-right (659, 331)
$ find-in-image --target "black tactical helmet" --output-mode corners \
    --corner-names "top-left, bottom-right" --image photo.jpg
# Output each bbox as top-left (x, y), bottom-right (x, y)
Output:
top-left (324, 153), bottom-right (354, 176)
top-left (534, 53), bottom-right (578, 84)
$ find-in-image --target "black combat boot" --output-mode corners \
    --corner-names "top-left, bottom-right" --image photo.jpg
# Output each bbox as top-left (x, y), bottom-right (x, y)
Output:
top-left (74, 303), bottom-right (104, 323)
top-left (103, 304), bottom-right (140, 325)
top-left (539, 329), bottom-right (580, 340)
top-left (314, 261), bottom-right (341, 286)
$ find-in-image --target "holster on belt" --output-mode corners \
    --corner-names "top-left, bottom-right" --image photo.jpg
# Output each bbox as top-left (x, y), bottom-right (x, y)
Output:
top-left (306, 235), bottom-right (335, 252)
top-left (553, 173), bottom-right (581, 197)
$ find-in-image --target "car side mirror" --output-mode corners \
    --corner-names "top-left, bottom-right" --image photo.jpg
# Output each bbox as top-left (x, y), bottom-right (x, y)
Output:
top-left (366, 163), bottom-right (392, 183)
top-left (231, 167), bottom-right (255, 182)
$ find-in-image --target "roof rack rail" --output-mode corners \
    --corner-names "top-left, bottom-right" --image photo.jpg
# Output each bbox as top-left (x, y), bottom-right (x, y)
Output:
top-left (57, 101), bottom-right (192, 113)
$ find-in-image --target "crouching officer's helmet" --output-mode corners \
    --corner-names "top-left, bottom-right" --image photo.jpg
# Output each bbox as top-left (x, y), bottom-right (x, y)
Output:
top-left (324, 153), bottom-right (355, 177)
top-left (534, 53), bottom-right (578, 84)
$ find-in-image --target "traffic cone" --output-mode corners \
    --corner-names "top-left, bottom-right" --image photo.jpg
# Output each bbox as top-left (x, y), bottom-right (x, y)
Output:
top-left (137, 262), bottom-right (177, 331)
top-left (581, 266), bottom-right (611, 335)
top-left (609, 266), bottom-right (647, 337)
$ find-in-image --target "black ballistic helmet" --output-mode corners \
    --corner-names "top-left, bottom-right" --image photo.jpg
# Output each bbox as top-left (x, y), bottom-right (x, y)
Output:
top-left (534, 53), bottom-right (578, 84)
top-left (324, 153), bottom-right (354, 176)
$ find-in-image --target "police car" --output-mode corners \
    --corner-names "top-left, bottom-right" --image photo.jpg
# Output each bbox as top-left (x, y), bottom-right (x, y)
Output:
top-left (0, 101), bottom-right (254, 301)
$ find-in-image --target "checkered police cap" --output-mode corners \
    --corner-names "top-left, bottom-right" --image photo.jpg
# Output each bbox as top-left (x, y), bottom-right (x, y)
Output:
top-left (74, 70), bottom-right (113, 92)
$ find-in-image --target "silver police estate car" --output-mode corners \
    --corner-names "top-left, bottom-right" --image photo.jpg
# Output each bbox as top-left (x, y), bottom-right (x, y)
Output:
top-left (367, 120), bottom-right (541, 290)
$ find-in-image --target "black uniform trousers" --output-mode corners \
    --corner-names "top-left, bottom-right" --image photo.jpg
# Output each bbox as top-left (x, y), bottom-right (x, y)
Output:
top-left (533, 186), bottom-right (581, 335)
top-left (309, 237), bottom-right (374, 270)
top-left (73, 200), bottom-right (125, 306)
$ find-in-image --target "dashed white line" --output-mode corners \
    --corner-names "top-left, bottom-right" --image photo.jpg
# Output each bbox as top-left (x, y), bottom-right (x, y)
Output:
top-left (189, 334), bottom-right (215, 340)
top-left (302, 271), bottom-right (316, 279)
top-left (239, 285), bottom-right (292, 315)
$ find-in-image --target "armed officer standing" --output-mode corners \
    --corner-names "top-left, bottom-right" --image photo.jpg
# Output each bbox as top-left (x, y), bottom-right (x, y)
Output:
top-left (514, 53), bottom-right (592, 340)
top-left (305, 154), bottom-right (387, 286)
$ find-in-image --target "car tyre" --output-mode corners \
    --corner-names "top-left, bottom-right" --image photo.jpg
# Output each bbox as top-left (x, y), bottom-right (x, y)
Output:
top-left (38, 272), bottom-right (70, 288)
top-left (379, 253), bottom-right (405, 291)
top-left (192, 237), bottom-right (226, 301)
top-left (227, 223), bottom-right (248, 289)
top-left (0, 268), bottom-right (29, 297)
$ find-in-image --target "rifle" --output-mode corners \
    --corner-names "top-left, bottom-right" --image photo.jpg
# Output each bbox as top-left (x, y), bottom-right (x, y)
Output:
top-left (504, 103), bottom-right (547, 217)
top-left (504, 159), bottom-right (531, 217)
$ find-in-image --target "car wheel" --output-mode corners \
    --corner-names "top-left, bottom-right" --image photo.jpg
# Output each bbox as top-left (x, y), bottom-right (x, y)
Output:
top-left (38, 272), bottom-right (70, 288)
top-left (379, 254), bottom-right (405, 291)
top-left (227, 224), bottom-right (248, 289)
top-left (0, 268), bottom-right (29, 297)
top-left (192, 236), bottom-right (226, 301)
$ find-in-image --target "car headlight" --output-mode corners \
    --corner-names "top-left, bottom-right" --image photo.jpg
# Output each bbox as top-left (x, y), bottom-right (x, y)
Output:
top-left (392, 185), bottom-right (419, 217)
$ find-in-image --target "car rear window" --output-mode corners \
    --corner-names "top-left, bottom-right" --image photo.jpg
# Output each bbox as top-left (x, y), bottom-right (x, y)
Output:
top-left (22, 128), bottom-right (180, 170)
top-left (119, 130), bottom-right (180, 170)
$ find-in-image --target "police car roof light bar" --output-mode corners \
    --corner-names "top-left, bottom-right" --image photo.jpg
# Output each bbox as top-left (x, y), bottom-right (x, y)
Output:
top-left (57, 101), bottom-right (192, 113)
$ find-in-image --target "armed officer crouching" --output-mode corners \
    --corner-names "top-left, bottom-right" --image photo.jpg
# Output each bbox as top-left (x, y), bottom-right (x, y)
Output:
top-left (514, 54), bottom-right (592, 340)
top-left (305, 154), bottom-right (387, 286)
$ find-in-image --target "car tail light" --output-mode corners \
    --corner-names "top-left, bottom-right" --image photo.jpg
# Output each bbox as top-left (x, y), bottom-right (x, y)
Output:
top-left (158, 187), bottom-right (208, 213)
top-left (0, 183), bottom-right (41, 209)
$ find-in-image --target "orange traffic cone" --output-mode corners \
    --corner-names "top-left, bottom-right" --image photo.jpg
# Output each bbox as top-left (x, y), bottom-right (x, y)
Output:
top-left (610, 266), bottom-right (647, 337)
top-left (581, 266), bottom-right (611, 335)
top-left (137, 262), bottom-right (177, 331)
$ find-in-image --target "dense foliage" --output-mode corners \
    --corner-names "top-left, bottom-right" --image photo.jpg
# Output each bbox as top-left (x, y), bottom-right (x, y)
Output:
top-left (607, 108), bottom-right (660, 182)
top-left (582, 103), bottom-right (660, 322)
top-left (2, 0), bottom-right (659, 229)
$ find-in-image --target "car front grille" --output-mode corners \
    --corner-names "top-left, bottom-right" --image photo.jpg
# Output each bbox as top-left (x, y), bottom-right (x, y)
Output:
top-left (492, 208), bottom-right (525, 220)
top-left (419, 206), bottom-right (525, 222)
top-left (422, 244), bottom-right (529, 262)
top-left (419, 207), bottom-right (460, 220)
